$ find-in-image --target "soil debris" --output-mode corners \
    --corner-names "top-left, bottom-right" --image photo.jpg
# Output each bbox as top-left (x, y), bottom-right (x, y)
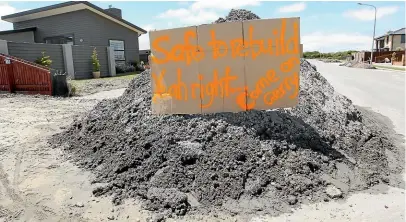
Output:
top-left (215, 9), bottom-right (260, 23)
top-left (52, 59), bottom-right (393, 217)
top-left (51, 9), bottom-right (395, 218)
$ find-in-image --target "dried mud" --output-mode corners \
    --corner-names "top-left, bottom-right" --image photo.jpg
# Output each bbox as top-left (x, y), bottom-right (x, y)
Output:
top-left (51, 60), bottom-right (396, 219)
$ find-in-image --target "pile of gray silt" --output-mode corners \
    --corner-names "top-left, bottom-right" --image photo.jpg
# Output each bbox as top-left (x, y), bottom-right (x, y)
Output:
top-left (215, 9), bottom-right (260, 23)
top-left (51, 9), bottom-right (399, 219)
top-left (51, 59), bottom-right (395, 218)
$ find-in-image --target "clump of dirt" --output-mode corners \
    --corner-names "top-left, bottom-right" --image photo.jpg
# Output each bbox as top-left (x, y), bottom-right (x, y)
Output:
top-left (51, 59), bottom-right (394, 218)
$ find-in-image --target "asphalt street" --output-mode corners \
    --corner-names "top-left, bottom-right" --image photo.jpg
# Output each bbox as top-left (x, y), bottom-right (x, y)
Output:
top-left (308, 59), bottom-right (405, 136)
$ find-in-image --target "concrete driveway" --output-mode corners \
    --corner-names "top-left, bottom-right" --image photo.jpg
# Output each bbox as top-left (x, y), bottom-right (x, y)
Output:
top-left (308, 59), bottom-right (405, 135)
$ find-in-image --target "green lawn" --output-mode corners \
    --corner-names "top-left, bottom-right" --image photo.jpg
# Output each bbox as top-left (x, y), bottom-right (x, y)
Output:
top-left (373, 65), bottom-right (406, 71)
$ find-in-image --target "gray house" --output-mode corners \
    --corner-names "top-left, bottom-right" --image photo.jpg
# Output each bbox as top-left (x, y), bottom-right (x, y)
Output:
top-left (0, 1), bottom-right (147, 67)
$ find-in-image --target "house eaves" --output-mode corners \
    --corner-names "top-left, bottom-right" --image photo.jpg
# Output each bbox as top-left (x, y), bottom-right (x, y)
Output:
top-left (392, 27), bottom-right (405, 35)
top-left (1, 1), bottom-right (147, 35)
top-left (0, 27), bottom-right (36, 35)
top-left (375, 27), bottom-right (405, 40)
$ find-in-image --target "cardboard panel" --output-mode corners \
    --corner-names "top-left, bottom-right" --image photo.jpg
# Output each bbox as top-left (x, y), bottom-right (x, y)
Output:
top-left (148, 17), bottom-right (301, 115)
top-left (244, 53), bottom-right (300, 110)
top-left (150, 51), bottom-right (201, 114)
top-left (198, 22), bottom-right (243, 52)
top-left (198, 49), bottom-right (246, 113)
top-left (242, 17), bottom-right (301, 57)
top-left (149, 26), bottom-right (200, 67)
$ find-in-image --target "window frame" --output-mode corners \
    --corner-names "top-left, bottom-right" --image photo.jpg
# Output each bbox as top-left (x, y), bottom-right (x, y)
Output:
top-left (401, 34), bottom-right (405, 44)
top-left (108, 39), bottom-right (126, 63)
top-left (44, 33), bottom-right (74, 45)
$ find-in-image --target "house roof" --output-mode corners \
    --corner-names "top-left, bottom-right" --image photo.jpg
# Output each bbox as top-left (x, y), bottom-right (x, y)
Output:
top-left (392, 27), bottom-right (405, 35)
top-left (375, 27), bottom-right (405, 40)
top-left (0, 27), bottom-right (36, 35)
top-left (139, 50), bottom-right (151, 55)
top-left (1, 1), bottom-right (147, 35)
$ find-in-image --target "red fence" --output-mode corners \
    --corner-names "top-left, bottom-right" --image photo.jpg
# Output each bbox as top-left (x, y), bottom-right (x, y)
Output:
top-left (0, 53), bottom-right (52, 95)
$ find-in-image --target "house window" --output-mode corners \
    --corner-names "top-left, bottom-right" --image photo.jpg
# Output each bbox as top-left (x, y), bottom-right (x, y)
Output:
top-left (109, 40), bottom-right (125, 63)
top-left (44, 35), bottom-right (73, 45)
top-left (401, 34), bottom-right (405, 43)
top-left (379, 40), bottom-right (384, 48)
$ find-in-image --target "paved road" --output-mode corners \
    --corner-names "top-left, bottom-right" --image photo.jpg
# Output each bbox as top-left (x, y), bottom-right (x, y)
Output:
top-left (255, 60), bottom-right (405, 222)
top-left (308, 59), bottom-right (405, 135)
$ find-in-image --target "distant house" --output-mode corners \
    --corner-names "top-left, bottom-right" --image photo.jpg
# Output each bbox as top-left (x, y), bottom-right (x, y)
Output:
top-left (139, 50), bottom-right (151, 64)
top-left (374, 28), bottom-right (405, 52)
top-left (0, 1), bottom-right (147, 65)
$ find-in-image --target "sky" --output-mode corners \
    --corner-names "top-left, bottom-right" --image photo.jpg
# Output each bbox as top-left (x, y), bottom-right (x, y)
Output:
top-left (0, 1), bottom-right (405, 52)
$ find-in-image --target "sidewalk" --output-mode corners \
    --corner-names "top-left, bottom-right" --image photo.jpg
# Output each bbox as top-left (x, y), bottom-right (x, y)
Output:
top-left (373, 63), bottom-right (406, 72)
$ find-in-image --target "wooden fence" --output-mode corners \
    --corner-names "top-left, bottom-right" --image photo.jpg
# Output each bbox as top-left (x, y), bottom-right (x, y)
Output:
top-left (0, 53), bottom-right (52, 95)
top-left (374, 51), bottom-right (406, 64)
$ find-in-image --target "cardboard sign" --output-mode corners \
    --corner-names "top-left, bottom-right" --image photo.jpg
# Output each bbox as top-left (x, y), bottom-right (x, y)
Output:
top-left (149, 17), bottom-right (301, 114)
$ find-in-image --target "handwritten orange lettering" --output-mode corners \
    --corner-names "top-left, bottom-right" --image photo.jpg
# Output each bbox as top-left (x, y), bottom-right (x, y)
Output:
top-left (248, 26), bottom-right (266, 59)
top-left (230, 39), bottom-right (245, 58)
top-left (152, 70), bottom-right (166, 94)
top-left (279, 19), bottom-right (286, 55)
top-left (200, 67), bottom-right (238, 109)
top-left (263, 72), bottom-right (298, 105)
top-left (191, 83), bottom-right (200, 99)
top-left (151, 31), bottom-right (204, 65)
top-left (208, 30), bottom-right (228, 59)
top-left (151, 36), bottom-right (170, 64)
top-left (236, 89), bottom-right (249, 110)
top-left (280, 57), bottom-right (300, 73)
top-left (285, 21), bottom-right (299, 54)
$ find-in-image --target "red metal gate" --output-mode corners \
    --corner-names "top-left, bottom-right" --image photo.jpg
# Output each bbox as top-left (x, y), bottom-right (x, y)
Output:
top-left (0, 53), bottom-right (52, 95)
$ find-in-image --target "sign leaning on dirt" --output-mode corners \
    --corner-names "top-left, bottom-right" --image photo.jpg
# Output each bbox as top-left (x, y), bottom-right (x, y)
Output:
top-left (148, 17), bottom-right (301, 114)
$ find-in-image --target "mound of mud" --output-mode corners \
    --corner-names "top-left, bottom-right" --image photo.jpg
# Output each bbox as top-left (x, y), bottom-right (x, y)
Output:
top-left (52, 59), bottom-right (393, 217)
top-left (351, 62), bottom-right (377, 69)
top-left (339, 61), bottom-right (376, 69)
top-left (215, 9), bottom-right (260, 23)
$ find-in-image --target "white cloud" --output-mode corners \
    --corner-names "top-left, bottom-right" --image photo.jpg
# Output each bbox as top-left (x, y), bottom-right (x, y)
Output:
top-left (157, 0), bottom-right (261, 26)
top-left (167, 21), bottom-right (173, 28)
top-left (302, 32), bottom-right (371, 52)
top-left (157, 8), bottom-right (219, 25)
top-left (278, 2), bottom-right (306, 13)
top-left (343, 6), bottom-right (399, 21)
top-left (0, 3), bottom-right (29, 30)
top-left (139, 24), bottom-right (155, 50)
top-left (190, 0), bottom-right (261, 11)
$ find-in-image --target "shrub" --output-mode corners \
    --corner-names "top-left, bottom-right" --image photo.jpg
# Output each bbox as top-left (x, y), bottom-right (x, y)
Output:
top-left (115, 62), bottom-right (135, 74)
top-left (91, 47), bottom-right (100, 72)
top-left (35, 51), bottom-right (52, 68)
top-left (391, 52), bottom-right (397, 62)
top-left (67, 82), bottom-right (77, 96)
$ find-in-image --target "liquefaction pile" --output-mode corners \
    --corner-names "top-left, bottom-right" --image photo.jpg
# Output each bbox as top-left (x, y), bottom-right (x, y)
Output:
top-left (51, 9), bottom-right (395, 218)
top-left (52, 59), bottom-right (394, 216)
